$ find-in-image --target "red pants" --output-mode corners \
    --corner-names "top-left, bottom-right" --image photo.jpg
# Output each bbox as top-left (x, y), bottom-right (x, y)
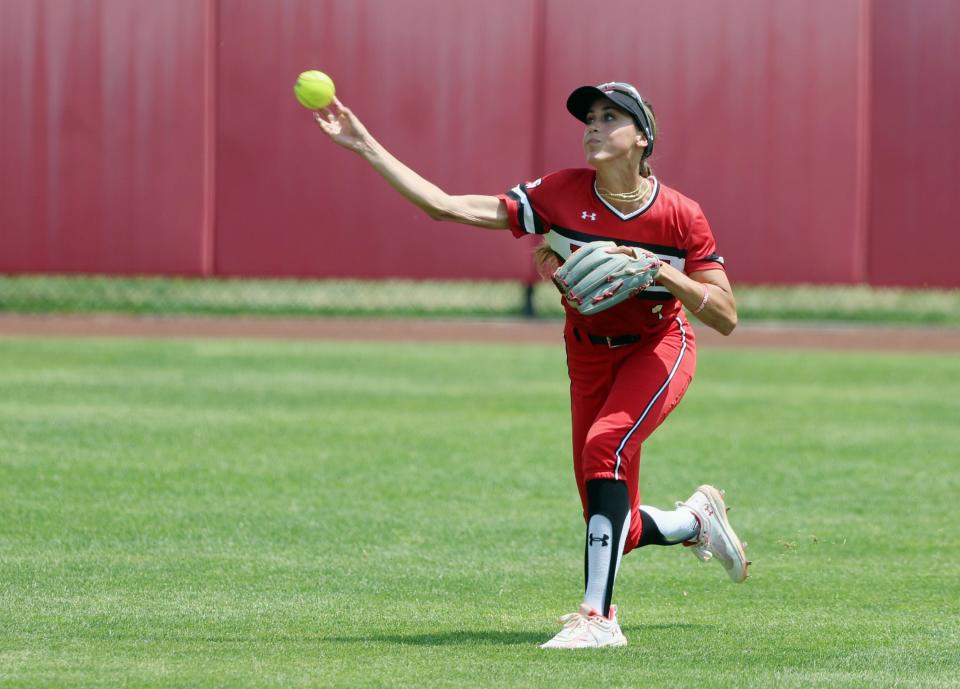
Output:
top-left (565, 316), bottom-right (696, 554)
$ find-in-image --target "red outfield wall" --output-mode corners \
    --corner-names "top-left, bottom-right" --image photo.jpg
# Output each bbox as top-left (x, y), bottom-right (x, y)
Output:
top-left (1, 0), bottom-right (958, 287)
top-left (867, 0), bottom-right (960, 288)
top-left (0, 0), bottom-right (215, 275)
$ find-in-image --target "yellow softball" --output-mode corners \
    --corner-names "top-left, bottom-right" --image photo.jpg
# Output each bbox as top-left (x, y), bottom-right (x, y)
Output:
top-left (294, 70), bottom-right (336, 110)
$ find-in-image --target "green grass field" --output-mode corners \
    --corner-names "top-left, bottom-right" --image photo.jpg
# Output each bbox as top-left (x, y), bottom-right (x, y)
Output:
top-left (1, 335), bottom-right (958, 688)
top-left (3, 274), bottom-right (960, 325)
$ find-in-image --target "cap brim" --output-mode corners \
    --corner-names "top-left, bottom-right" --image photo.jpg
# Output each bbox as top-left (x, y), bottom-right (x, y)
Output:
top-left (567, 86), bottom-right (641, 126)
top-left (566, 86), bottom-right (608, 122)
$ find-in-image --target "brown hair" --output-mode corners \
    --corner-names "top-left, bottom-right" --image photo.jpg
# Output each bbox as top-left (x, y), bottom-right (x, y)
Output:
top-left (638, 99), bottom-right (657, 178)
top-left (534, 242), bottom-right (562, 278)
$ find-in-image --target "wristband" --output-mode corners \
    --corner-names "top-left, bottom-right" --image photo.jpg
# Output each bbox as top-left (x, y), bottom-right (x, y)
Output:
top-left (693, 284), bottom-right (711, 314)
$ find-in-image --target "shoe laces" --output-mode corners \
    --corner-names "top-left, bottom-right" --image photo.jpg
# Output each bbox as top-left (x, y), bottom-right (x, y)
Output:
top-left (677, 500), bottom-right (713, 562)
top-left (690, 542), bottom-right (713, 562)
top-left (557, 610), bottom-right (589, 632)
top-left (558, 611), bottom-right (586, 626)
top-left (557, 604), bottom-right (610, 629)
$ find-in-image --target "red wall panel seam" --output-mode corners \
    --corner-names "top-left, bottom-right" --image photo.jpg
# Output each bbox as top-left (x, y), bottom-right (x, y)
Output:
top-left (526, 0), bottom-right (548, 285)
top-left (201, 0), bottom-right (219, 277)
top-left (854, 0), bottom-right (873, 284)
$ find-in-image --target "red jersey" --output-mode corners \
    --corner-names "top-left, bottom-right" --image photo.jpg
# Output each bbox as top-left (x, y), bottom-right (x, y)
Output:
top-left (498, 168), bottom-right (725, 337)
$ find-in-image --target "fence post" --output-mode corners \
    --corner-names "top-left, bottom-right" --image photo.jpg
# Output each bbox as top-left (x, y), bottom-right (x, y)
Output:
top-left (522, 282), bottom-right (536, 318)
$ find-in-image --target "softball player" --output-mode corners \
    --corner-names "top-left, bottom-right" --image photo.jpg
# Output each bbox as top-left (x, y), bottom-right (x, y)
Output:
top-left (315, 81), bottom-right (749, 649)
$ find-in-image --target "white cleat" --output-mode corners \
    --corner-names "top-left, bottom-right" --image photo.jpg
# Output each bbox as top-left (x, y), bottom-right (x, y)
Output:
top-left (678, 485), bottom-right (750, 583)
top-left (539, 603), bottom-right (628, 649)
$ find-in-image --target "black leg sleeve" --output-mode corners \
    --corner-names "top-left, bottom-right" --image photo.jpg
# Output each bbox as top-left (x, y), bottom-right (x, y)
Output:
top-left (584, 479), bottom-right (630, 618)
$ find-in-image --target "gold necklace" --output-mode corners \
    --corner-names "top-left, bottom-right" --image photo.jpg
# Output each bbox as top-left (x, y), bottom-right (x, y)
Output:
top-left (597, 177), bottom-right (652, 204)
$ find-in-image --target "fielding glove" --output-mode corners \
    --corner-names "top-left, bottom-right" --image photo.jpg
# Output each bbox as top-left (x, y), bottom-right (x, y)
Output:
top-left (552, 241), bottom-right (661, 316)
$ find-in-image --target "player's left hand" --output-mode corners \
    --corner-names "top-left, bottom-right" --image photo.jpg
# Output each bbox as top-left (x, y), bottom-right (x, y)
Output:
top-left (605, 245), bottom-right (636, 258)
top-left (604, 245), bottom-right (660, 268)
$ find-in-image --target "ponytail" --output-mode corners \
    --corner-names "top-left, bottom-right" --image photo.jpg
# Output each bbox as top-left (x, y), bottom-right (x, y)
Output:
top-left (637, 100), bottom-right (657, 178)
top-left (534, 241), bottom-right (563, 276)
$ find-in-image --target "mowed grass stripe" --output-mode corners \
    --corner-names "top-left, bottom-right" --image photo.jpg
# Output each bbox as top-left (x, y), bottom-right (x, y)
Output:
top-left (0, 337), bottom-right (957, 689)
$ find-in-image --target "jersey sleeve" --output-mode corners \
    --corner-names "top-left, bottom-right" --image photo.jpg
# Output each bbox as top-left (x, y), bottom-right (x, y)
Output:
top-left (683, 206), bottom-right (726, 275)
top-left (496, 171), bottom-right (568, 239)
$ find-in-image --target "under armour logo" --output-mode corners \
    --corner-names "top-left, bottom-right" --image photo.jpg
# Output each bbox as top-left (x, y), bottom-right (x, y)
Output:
top-left (589, 533), bottom-right (610, 547)
top-left (581, 211), bottom-right (596, 221)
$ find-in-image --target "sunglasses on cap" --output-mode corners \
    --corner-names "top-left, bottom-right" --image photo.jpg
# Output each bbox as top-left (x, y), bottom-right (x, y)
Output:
top-left (596, 82), bottom-right (654, 147)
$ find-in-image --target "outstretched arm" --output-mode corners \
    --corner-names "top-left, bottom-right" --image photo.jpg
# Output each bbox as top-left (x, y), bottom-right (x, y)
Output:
top-left (314, 98), bottom-right (509, 230)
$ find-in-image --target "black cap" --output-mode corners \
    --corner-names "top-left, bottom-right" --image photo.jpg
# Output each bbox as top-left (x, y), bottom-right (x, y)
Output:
top-left (566, 82), bottom-right (655, 158)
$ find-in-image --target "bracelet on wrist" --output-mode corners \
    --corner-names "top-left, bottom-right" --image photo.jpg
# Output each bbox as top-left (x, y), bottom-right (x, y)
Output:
top-left (693, 284), bottom-right (711, 314)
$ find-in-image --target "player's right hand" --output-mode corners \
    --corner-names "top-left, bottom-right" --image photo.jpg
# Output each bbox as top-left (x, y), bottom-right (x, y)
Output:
top-left (315, 97), bottom-right (371, 153)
